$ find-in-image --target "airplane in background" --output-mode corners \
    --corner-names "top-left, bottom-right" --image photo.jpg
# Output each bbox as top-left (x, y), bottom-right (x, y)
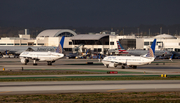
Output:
top-left (116, 41), bottom-right (172, 57)
top-left (19, 36), bottom-right (65, 65)
top-left (170, 51), bottom-right (180, 59)
top-left (102, 39), bottom-right (156, 69)
top-left (0, 46), bottom-right (56, 55)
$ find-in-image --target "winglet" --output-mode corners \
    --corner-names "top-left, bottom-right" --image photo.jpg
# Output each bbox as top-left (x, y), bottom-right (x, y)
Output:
top-left (56, 36), bottom-right (65, 53)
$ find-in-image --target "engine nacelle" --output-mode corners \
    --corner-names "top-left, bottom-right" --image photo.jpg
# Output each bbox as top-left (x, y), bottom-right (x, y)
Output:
top-left (109, 63), bottom-right (116, 67)
top-left (21, 58), bottom-right (29, 65)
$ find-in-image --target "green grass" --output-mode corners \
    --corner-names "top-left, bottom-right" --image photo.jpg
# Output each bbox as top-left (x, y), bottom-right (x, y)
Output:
top-left (0, 69), bottom-right (145, 75)
top-left (0, 76), bottom-right (180, 82)
top-left (1, 92), bottom-right (180, 102)
top-left (0, 70), bottom-right (103, 75)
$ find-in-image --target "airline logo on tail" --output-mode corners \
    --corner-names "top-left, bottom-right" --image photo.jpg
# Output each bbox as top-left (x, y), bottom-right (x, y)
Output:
top-left (56, 36), bottom-right (65, 53)
top-left (146, 48), bottom-right (154, 57)
top-left (146, 39), bottom-right (156, 57)
top-left (116, 41), bottom-right (128, 54)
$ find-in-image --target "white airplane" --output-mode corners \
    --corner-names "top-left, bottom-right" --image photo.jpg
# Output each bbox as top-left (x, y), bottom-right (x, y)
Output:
top-left (102, 39), bottom-right (156, 69)
top-left (19, 36), bottom-right (65, 65)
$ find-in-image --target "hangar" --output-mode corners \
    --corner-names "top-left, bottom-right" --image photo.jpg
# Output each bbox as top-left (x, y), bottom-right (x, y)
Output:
top-left (37, 29), bottom-right (77, 37)
top-left (71, 34), bottom-right (109, 45)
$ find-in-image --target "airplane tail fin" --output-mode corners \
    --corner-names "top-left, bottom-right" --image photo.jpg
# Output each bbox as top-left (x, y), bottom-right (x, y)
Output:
top-left (56, 36), bottom-right (65, 53)
top-left (116, 41), bottom-right (128, 54)
top-left (146, 39), bottom-right (156, 57)
top-left (169, 54), bottom-right (174, 62)
top-left (117, 41), bottom-right (125, 50)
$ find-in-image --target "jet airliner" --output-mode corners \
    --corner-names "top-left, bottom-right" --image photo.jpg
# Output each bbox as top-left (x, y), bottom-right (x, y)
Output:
top-left (19, 36), bottom-right (65, 65)
top-left (102, 39), bottom-right (156, 69)
top-left (116, 41), bottom-right (172, 57)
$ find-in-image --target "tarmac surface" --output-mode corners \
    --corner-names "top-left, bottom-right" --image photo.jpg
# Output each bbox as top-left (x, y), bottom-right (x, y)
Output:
top-left (0, 80), bottom-right (180, 95)
top-left (0, 58), bottom-right (180, 74)
top-left (0, 58), bottom-right (180, 95)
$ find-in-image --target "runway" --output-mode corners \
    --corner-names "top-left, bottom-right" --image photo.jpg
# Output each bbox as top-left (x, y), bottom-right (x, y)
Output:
top-left (0, 80), bottom-right (180, 95)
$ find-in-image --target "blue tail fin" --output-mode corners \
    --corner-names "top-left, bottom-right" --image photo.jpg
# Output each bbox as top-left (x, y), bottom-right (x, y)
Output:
top-left (146, 39), bottom-right (156, 57)
top-left (150, 39), bottom-right (156, 55)
top-left (56, 36), bottom-right (65, 53)
top-left (169, 54), bottom-right (173, 61)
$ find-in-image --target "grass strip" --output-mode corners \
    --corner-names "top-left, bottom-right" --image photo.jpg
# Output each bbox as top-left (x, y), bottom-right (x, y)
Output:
top-left (1, 91), bottom-right (180, 102)
top-left (0, 70), bottom-right (103, 75)
top-left (0, 69), bottom-right (144, 75)
top-left (0, 75), bottom-right (180, 82)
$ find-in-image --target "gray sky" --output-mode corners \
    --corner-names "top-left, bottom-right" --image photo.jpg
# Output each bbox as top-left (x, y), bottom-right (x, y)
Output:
top-left (1, 0), bottom-right (180, 27)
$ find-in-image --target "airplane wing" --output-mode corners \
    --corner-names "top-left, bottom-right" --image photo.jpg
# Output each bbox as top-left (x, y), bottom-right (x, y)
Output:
top-left (15, 50), bottom-right (25, 54)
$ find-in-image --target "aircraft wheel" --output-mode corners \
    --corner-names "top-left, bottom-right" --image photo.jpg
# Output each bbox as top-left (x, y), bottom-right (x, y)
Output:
top-left (106, 64), bottom-right (109, 68)
top-left (121, 66), bottom-right (125, 69)
top-left (47, 61), bottom-right (52, 65)
top-left (133, 66), bottom-right (137, 69)
top-left (33, 63), bottom-right (37, 66)
top-left (49, 62), bottom-right (52, 65)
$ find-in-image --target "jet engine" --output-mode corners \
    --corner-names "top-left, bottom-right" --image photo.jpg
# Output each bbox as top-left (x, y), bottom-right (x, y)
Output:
top-left (21, 58), bottom-right (29, 65)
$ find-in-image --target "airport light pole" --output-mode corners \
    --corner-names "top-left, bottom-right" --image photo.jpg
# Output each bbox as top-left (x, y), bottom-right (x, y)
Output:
top-left (123, 28), bottom-right (124, 35)
top-left (160, 27), bottom-right (162, 34)
top-left (137, 28), bottom-right (139, 36)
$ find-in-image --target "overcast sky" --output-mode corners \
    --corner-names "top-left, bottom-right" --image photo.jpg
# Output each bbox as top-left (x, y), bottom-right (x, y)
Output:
top-left (1, 0), bottom-right (180, 27)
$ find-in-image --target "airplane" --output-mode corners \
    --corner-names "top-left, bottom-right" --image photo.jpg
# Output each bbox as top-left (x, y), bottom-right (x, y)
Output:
top-left (0, 46), bottom-right (56, 55)
top-left (116, 41), bottom-right (172, 57)
top-left (102, 39), bottom-right (156, 69)
top-left (19, 36), bottom-right (65, 65)
top-left (169, 51), bottom-right (180, 59)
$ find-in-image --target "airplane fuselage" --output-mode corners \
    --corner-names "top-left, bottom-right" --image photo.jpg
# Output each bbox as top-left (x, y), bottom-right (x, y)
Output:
top-left (102, 56), bottom-right (154, 67)
top-left (20, 51), bottom-right (64, 61)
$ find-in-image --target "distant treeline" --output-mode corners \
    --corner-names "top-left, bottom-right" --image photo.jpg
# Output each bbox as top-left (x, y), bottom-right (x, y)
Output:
top-left (0, 24), bottom-right (180, 38)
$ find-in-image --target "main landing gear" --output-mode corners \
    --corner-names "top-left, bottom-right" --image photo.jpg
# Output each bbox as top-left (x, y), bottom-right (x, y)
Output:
top-left (47, 61), bottom-right (52, 65)
top-left (121, 66), bottom-right (125, 69)
top-left (33, 60), bottom-right (37, 65)
top-left (132, 66), bottom-right (137, 69)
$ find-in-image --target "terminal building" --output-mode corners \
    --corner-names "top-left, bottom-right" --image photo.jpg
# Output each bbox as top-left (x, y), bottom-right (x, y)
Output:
top-left (0, 29), bottom-right (180, 54)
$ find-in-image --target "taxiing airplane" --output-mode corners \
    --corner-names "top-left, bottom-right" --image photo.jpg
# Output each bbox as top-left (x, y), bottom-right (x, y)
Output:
top-left (102, 39), bottom-right (156, 69)
top-left (19, 36), bottom-right (65, 65)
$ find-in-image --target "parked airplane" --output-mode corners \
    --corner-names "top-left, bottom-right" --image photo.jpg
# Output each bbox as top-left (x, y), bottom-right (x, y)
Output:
top-left (102, 39), bottom-right (156, 69)
top-left (116, 41), bottom-right (172, 57)
top-left (19, 36), bottom-right (65, 65)
top-left (170, 51), bottom-right (180, 59)
top-left (0, 46), bottom-right (56, 55)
